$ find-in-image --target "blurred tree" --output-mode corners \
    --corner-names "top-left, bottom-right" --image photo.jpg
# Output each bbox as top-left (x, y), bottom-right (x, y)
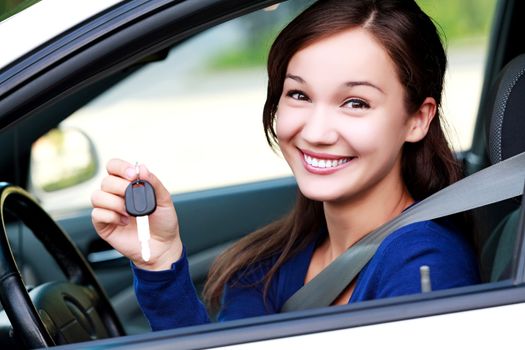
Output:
top-left (209, 1), bottom-right (315, 70)
top-left (209, 0), bottom-right (497, 70)
top-left (0, 0), bottom-right (22, 11)
top-left (417, 0), bottom-right (497, 43)
top-left (0, 0), bottom-right (40, 22)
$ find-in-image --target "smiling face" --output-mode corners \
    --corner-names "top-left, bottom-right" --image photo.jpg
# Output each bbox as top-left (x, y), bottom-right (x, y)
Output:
top-left (276, 27), bottom-right (432, 204)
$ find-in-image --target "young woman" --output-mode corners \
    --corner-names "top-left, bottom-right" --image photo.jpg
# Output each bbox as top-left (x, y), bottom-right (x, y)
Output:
top-left (91, 0), bottom-right (480, 331)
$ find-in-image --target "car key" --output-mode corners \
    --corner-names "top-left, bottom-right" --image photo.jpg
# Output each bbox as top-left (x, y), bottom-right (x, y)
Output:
top-left (124, 164), bottom-right (157, 262)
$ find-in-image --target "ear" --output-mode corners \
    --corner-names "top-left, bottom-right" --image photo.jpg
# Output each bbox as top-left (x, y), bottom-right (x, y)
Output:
top-left (405, 97), bottom-right (437, 143)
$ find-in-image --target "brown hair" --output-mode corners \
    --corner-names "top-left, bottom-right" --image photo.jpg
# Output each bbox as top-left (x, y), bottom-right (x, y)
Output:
top-left (203, 0), bottom-right (462, 312)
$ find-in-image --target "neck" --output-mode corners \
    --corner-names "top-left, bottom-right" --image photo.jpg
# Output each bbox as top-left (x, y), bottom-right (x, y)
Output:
top-left (322, 169), bottom-right (413, 261)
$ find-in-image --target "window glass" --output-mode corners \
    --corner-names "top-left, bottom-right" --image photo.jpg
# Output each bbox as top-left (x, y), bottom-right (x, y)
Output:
top-left (29, 0), bottom-right (497, 214)
top-left (29, 1), bottom-right (314, 215)
top-left (417, 0), bottom-right (498, 151)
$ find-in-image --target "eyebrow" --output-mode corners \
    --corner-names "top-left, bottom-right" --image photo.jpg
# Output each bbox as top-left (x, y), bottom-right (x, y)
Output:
top-left (345, 81), bottom-right (384, 94)
top-left (285, 74), bottom-right (384, 94)
top-left (285, 74), bottom-right (305, 84)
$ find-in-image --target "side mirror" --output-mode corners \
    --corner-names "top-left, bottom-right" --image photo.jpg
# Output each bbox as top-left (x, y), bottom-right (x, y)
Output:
top-left (30, 127), bottom-right (98, 192)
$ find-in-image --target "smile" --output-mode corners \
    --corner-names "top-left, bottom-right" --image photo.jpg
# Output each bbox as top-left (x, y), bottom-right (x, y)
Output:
top-left (303, 154), bottom-right (350, 168)
top-left (301, 150), bottom-right (356, 174)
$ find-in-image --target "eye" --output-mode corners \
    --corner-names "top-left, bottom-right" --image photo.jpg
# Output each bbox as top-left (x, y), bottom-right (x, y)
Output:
top-left (342, 98), bottom-right (370, 109)
top-left (286, 90), bottom-right (310, 102)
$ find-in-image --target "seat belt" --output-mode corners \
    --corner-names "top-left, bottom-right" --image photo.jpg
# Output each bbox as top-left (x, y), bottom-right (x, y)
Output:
top-left (281, 151), bottom-right (525, 312)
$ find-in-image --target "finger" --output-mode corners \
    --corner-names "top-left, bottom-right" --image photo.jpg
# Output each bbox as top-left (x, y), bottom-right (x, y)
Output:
top-left (139, 164), bottom-right (173, 205)
top-left (91, 208), bottom-right (130, 240)
top-left (92, 207), bottom-right (130, 228)
top-left (91, 189), bottom-right (128, 216)
top-left (106, 158), bottom-right (136, 181)
top-left (106, 159), bottom-right (173, 207)
top-left (101, 175), bottom-right (130, 196)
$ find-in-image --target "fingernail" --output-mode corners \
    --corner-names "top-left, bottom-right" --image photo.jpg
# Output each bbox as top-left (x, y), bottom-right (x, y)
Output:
top-left (125, 167), bottom-right (135, 180)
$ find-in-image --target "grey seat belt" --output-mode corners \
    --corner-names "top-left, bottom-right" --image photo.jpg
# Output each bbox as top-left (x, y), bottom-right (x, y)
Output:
top-left (282, 151), bottom-right (525, 312)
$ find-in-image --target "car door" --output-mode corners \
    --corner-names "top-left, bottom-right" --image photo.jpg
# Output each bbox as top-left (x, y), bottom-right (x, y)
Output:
top-left (1, 0), bottom-right (525, 349)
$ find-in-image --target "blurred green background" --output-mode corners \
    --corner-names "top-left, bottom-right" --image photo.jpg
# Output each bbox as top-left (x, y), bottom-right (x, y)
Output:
top-left (418, 0), bottom-right (496, 44)
top-left (209, 0), bottom-right (497, 70)
top-left (0, 0), bottom-right (39, 21)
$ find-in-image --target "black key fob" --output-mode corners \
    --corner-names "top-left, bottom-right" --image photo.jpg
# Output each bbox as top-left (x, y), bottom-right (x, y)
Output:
top-left (125, 180), bottom-right (157, 216)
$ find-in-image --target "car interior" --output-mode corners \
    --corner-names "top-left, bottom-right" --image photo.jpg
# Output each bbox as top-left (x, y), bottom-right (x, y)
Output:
top-left (477, 53), bottom-right (525, 283)
top-left (0, 0), bottom-right (524, 348)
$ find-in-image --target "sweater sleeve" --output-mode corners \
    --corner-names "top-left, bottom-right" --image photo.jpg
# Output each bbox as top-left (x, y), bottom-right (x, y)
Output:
top-left (351, 221), bottom-right (480, 302)
top-left (132, 248), bottom-right (210, 331)
top-left (132, 248), bottom-right (276, 331)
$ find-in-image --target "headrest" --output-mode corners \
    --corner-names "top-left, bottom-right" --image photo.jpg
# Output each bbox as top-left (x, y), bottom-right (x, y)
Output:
top-left (488, 54), bottom-right (525, 164)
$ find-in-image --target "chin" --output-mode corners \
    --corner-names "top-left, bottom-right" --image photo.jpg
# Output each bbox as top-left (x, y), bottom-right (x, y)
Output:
top-left (297, 185), bottom-right (346, 203)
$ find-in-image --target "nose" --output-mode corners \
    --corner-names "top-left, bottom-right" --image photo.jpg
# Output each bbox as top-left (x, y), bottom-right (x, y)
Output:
top-left (300, 105), bottom-right (338, 145)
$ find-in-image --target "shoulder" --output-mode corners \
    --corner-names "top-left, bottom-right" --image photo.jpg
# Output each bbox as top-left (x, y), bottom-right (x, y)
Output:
top-left (378, 220), bottom-right (472, 259)
top-left (374, 220), bottom-right (478, 273)
top-left (352, 220), bottom-right (480, 300)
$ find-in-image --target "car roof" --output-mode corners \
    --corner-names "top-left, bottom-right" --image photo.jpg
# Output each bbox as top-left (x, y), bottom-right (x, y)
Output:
top-left (0, 0), bottom-right (122, 70)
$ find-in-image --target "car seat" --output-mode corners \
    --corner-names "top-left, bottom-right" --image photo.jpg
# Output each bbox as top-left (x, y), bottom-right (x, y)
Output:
top-left (479, 54), bottom-right (525, 282)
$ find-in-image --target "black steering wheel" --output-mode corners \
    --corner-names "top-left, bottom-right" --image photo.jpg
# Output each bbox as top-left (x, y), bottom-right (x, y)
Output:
top-left (0, 183), bottom-right (125, 348)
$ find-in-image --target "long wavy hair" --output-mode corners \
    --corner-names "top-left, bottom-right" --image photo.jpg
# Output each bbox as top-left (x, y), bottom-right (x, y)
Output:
top-left (203, 0), bottom-right (462, 312)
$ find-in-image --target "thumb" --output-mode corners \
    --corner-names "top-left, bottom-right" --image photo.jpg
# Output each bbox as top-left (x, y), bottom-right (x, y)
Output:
top-left (133, 164), bottom-right (173, 207)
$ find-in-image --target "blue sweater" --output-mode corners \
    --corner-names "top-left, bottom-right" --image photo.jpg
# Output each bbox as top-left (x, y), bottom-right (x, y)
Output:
top-left (132, 220), bottom-right (480, 331)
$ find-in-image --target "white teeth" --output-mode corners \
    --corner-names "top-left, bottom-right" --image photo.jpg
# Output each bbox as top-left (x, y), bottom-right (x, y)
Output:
top-left (304, 154), bottom-right (351, 168)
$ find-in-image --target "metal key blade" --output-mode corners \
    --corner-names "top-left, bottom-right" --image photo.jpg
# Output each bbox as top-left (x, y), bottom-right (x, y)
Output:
top-left (137, 215), bottom-right (151, 261)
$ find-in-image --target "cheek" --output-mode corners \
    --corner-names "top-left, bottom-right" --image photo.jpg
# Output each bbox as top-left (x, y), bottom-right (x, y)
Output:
top-left (275, 104), bottom-right (303, 143)
top-left (338, 119), bottom-right (382, 153)
top-left (338, 115), bottom-right (406, 155)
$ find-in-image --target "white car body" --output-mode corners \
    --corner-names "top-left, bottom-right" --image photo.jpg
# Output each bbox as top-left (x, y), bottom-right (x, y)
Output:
top-left (0, 0), bottom-right (121, 70)
top-left (219, 303), bottom-right (525, 349)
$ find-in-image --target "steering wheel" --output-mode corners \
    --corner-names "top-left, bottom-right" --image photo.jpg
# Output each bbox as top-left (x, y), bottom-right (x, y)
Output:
top-left (0, 183), bottom-right (125, 348)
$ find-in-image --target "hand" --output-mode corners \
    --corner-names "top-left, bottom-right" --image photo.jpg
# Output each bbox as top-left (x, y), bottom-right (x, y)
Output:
top-left (91, 159), bottom-right (183, 271)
